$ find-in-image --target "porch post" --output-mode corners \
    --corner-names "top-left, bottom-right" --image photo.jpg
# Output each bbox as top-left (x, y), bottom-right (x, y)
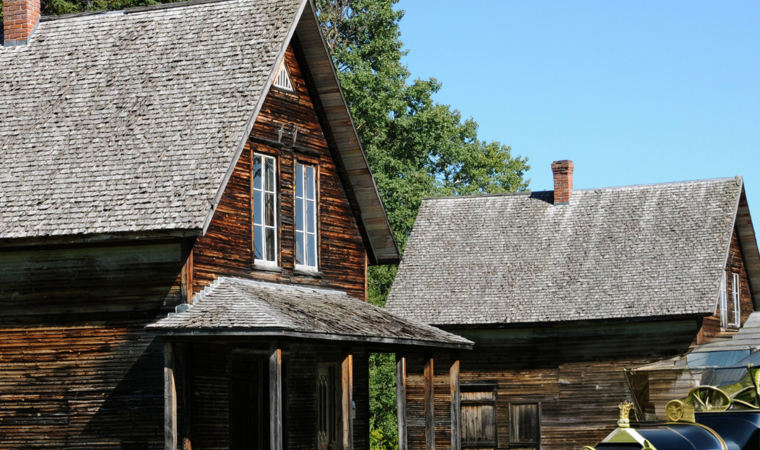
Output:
top-left (396, 353), bottom-right (408, 450)
top-left (164, 341), bottom-right (177, 450)
top-left (270, 343), bottom-right (283, 450)
top-left (342, 352), bottom-right (354, 450)
top-left (424, 354), bottom-right (435, 450)
top-left (450, 358), bottom-right (461, 450)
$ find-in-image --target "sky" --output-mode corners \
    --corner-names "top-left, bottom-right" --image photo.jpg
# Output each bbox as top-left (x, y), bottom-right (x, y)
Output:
top-left (397, 0), bottom-right (760, 214)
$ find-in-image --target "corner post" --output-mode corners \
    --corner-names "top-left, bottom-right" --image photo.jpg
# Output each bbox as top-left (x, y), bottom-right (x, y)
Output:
top-left (270, 343), bottom-right (283, 450)
top-left (342, 352), bottom-right (354, 450)
top-left (424, 354), bottom-right (435, 450)
top-left (396, 353), bottom-right (408, 450)
top-left (450, 358), bottom-right (461, 450)
top-left (164, 341), bottom-right (177, 450)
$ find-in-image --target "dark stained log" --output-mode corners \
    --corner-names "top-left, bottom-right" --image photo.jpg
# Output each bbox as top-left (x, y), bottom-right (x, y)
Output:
top-left (270, 344), bottom-right (283, 450)
top-left (165, 342), bottom-right (177, 450)
top-left (192, 43), bottom-right (368, 301)
top-left (424, 355), bottom-right (435, 450)
top-left (450, 358), bottom-right (460, 450)
top-left (397, 354), bottom-right (408, 450)
top-left (342, 353), bottom-right (354, 450)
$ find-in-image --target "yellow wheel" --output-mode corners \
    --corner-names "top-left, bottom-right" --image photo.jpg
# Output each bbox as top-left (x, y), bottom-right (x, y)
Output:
top-left (689, 386), bottom-right (731, 411)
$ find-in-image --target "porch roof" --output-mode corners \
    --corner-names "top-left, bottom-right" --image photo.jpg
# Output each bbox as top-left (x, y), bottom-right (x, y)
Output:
top-left (148, 277), bottom-right (473, 349)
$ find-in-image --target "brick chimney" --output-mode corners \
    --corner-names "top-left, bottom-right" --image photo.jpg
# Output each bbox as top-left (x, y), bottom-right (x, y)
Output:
top-left (3, 0), bottom-right (41, 46)
top-left (551, 160), bottom-right (574, 205)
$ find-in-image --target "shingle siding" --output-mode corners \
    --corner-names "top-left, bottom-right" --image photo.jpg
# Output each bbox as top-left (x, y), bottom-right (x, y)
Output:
top-left (386, 178), bottom-right (743, 325)
top-left (0, 0), bottom-right (300, 238)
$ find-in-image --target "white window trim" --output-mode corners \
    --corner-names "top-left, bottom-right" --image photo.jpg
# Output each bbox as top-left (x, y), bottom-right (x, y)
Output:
top-left (732, 273), bottom-right (741, 328)
top-left (720, 271), bottom-right (728, 329)
top-left (253, 153), bottom-right (279, 267)
top-left (295, 163), bottom-right (318, 270)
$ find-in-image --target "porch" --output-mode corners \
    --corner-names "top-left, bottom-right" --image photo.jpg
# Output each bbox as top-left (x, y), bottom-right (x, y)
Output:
top-left (149, 278), bottom-right (472, 450)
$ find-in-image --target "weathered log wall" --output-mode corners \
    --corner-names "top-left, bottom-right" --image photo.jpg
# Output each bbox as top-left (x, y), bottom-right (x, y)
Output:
top-left (0, 240), bottom-right (184, 448)
top-left (403, 319), bottom-right (701, 450)
top-left (192, 39), bottom-right (367, 301)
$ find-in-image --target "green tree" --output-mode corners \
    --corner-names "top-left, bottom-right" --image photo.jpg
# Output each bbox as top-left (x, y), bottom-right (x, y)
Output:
top-left (316, 1), bottom-right (529, 449)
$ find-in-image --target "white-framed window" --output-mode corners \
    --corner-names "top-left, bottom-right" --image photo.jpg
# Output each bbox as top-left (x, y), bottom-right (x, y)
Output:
top-left (253, 153), bottom-right (278, 266)
top-left (273, 62), bottom-right (294, 91)
top-left (733, 273), bottom-right (741, 328)
top-left (720, 272), bottom-right (728, 329)
top-left (295, 163), bottom-right (318, 270)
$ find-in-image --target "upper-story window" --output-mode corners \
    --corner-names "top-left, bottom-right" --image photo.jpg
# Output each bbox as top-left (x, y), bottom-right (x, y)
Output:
top-left (295, 163), bottom-right (317, 270)
top-left (720, 271), bottom-right (742, 329)
top-left (732, 273), bottom-right (741, 328)
top-left (253, 154), bottom-right (277, 265)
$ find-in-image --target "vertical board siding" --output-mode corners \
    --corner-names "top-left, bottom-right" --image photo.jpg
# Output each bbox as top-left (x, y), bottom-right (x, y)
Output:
top-left (0, 241), bottom-right (184, 449)
top-left (189, 344), bottom-right (231, 450)
top-left (192, 41), bottom-right (367, 301)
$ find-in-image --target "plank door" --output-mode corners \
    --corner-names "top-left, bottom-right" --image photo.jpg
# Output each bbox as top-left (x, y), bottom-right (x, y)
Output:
top-left (231, 360), bottom-right (270, 450)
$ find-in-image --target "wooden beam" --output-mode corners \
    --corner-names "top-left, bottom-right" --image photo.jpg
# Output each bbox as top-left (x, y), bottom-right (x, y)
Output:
top-left (177, 343), bottom-right (192, 450)
top-left (396, 353), bottom-right (407, 450)
top-left (424, 355), bottom-right (435, 450)
top-left (342, 352), bottom-right (354, 450)
top-left (270, 344), bottom-right (283, 450)
top-left (450, 358), bottom-right (461, 450)
top-left (164, 341), bottom-right (177, 450)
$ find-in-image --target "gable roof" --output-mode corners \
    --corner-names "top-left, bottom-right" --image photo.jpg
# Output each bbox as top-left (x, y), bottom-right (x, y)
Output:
top-left (0, 0), bottom-right (399, 264)
top-left (386, 177), bottom-right (759, 326)
top-left (148, 277), bottom-right (473, 349)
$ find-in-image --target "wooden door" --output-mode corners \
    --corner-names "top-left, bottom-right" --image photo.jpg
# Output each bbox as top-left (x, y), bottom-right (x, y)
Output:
top-left (231, 360), bottom-right (270, 450)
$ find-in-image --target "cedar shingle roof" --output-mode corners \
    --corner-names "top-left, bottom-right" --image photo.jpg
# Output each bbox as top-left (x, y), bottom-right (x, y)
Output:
top-left (148, 277), bottom-right (473, 348)
top-left (385, 177), bottom-right (749, 326)
top-left (0, 0), bottom-right (301, 239)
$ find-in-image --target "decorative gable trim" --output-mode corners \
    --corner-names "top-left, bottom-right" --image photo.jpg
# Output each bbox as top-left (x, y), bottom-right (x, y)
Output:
top-left (273, 62), bottom-right (294, 91)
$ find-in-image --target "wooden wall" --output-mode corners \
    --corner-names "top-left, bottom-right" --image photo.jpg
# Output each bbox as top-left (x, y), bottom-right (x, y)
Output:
top-left (184, 343), bottom-right (370, 450)
top-left (192, 39), bottom-right (368, 301)
top-left (0, 240), bottom-right (184, 449)
top-left (402, 319), bottom-right (701, 450)
top-left (707, 226), bottom-right (755, 335)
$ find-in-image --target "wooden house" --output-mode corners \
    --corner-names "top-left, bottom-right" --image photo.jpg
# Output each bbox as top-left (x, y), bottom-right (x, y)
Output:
top-left (0, 0), bottom-right (472, 448)
top-left (385, 161), bottom-right (760, 450)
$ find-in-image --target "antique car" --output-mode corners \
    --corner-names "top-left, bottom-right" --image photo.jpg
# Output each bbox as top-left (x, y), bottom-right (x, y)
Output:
top-left (583, 366), bottom-right (760, 450)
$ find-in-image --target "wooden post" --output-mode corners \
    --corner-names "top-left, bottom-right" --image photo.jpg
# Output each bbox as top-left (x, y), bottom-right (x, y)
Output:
top-left (424, 355), bottom-right (435, 450)
top-left (270, 344), bottom-right (283, 450)
top-left (164, 341), bottom-right (177, 450)
top-left (396, 353), bottom-right (408, 450)
top-left (450, 358), bottom-right (461, 450)
top-left (342, 352), bottom-right (354, 450)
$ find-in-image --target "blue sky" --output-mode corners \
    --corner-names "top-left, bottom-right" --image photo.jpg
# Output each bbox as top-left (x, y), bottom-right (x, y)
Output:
top-left (397, 1), bottom-right (760, 214)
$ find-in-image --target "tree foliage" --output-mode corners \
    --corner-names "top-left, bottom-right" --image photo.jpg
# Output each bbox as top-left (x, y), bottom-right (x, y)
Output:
top-left (315, 1), bottom-right (529, 449)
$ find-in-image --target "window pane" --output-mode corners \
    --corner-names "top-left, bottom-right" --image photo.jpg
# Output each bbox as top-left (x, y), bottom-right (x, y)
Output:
top-left (307, 234), bottom-right (316, 268)
top-left (296, 232), bottom-right (305, 265)
top-left (265, 157), bottom-right (275, 192)
top-left (265, 227), bottom-right (275, 262)
top-left (306, 200), bottom-right (315, 233)
top-left (265, 193), bottom-right (275, 226)
top-left (253, 190), bottom-right (262, 225)
top-left (296, 164), bottom-right (303, 199)
top-left (296, 198), bottom-right (304, 232)
top-left (305, 166), bottom-right (315, 200)
top-left (253, 155), bottom-right (262, 190)
top-left (254, 225), bottom-right (263, 260)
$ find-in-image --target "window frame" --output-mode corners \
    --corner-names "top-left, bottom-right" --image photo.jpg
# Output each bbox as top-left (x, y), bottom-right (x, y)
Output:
top-left (732, 272), bottom-right (741, 328)
top-left (272, 61), bottom-right (295, 92)
top-left (720, 271), bottom-right (729, 329)
top-left (294, 161), bottom-right (319, 272)
top-left (460, 382), bottom-right (498, 450)
top-left (509, 402), bottom-right (541, 449)
top-left (252, 152), bottom-right (279, 268)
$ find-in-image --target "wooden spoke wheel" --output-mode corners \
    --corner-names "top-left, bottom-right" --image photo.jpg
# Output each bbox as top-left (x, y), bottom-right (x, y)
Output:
top-left (689, 386), bottom-right (731, 412)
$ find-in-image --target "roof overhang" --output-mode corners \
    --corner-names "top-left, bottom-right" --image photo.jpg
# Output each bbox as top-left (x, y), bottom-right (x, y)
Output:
top-left (734, 182), bottom-right (760, 310)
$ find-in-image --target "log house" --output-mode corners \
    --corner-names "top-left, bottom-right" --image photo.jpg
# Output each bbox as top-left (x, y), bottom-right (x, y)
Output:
top-left (386, 163), bottom-right (760, 450)
top-left (0, 0), bottom-right (472, 448)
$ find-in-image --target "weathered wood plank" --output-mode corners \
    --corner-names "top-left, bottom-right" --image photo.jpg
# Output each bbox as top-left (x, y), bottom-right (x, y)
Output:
top-left (342, 353), bottom-right (354, 450)
top-left (397, 354), bottom-right (408, 450)
top-left (164, 342), bottom-right (177, 450)
top-left (270, 344), bottom-right (283, 450)
top-left (424, 356), bottom-right (435, 450)
top-left (450, 359), bottom-right (460, 450)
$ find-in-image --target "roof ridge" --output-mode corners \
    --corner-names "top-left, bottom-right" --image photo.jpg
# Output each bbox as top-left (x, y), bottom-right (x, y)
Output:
top-left (39, 0), bottom-right (240, 23)
top-left (422, 176), bottom-right (740, 201)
